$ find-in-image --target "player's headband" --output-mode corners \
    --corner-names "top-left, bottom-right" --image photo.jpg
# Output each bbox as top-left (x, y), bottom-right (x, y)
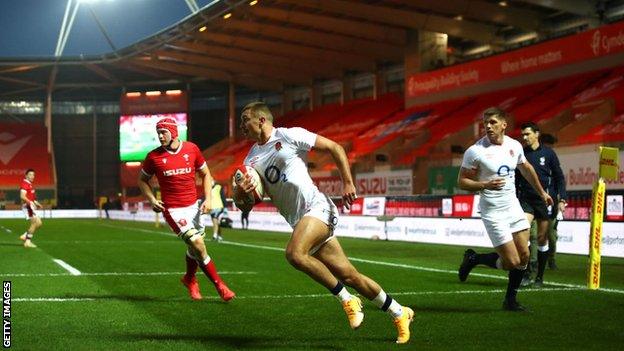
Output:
top-left (156, 118), bottom-right (178, 139)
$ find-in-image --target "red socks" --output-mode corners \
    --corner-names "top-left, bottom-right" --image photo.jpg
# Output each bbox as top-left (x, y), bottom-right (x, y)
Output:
top-left (199, 257), bottom-right (223, 286)
top-left (184, 253), bottom-right (198, 279)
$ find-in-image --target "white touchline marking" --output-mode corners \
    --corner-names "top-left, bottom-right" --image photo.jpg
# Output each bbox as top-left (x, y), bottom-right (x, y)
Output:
top-left (52, 259), bottom-right (82, 276)
top-left (223, 240), bottom-right (284, 252)
top-left (0, 225), bottom-right (12, 233)
top-left (12, 287), bottom-right (586, 303)
top-left (98, 223), bottom-right (624, 295)
top-left (1, 271), bottom-right (257, 277)
top-left (98, 223), bottom-right (175, 237)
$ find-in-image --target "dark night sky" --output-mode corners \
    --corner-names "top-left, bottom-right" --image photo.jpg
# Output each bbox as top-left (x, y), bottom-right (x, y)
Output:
top-left (0, 0), bottom-right (215, 57)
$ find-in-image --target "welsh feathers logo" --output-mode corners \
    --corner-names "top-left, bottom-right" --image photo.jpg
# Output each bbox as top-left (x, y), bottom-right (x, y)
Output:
top-left (162, 158), bottom-right (167, 164)
top-left (183, 154), bottom-right (189, 162)
top-left (0, 132), bottom-right (32, 165)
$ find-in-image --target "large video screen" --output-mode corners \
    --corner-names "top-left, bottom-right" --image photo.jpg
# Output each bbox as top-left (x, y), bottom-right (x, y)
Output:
top-left (120, 113), bottom-right (188, 162)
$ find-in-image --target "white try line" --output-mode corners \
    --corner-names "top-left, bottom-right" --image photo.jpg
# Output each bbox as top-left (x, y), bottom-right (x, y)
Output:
top-left (52, 259), bottom-right (82, 276)
top-left (98, 223), bottom-right (624, 295)
top-left (14, 298), bottom-right (97, 302)
top-left (12, 287), bottom-right (585, 303)
top-left (1, 271), bottom-right (257, 278)
top-left (44, 241), bottom-right (176, 245)
top-left (219, 241), bottom-right (624, 295)
top-left (0, 225), bottom-right (12, 233)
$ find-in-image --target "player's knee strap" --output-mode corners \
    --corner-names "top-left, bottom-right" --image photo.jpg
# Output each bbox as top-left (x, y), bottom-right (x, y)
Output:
top-left (178, 228), bottom-right (205, 244)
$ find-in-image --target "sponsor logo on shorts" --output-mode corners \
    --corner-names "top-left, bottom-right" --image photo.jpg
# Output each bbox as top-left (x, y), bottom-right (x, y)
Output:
top-left (177, 219), bottom-right (187, 227)
top-left (329, 214), bottom-right (338, 226)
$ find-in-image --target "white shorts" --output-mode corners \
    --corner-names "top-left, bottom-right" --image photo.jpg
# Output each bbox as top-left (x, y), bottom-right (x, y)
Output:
top-left (162, 201), bottom-right (204, 234)
top-left (302, 193), bottom-right (339, 254)
top-left (22, 203), bottom-right (39, 220)
top-left (480, 198), bottom-right (529, 247)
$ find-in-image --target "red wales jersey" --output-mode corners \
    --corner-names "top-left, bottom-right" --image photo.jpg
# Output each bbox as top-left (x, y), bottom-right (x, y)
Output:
top-left (141, 141), bottom-right (207, 208)
top-left (20, 179), bottom-right (36, 204)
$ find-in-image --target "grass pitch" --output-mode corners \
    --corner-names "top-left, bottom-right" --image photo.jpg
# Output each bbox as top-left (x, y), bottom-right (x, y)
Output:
top-left (1, 218), bottom-right (623, 350)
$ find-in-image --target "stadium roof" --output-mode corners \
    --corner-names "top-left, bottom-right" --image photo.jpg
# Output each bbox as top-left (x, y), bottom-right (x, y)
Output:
top-left (1, 0), bottom-right (623, 101)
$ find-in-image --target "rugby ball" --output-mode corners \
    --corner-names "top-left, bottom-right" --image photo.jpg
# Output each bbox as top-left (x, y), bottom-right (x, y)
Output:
top-left (233, 165), bottom-right (264, 210)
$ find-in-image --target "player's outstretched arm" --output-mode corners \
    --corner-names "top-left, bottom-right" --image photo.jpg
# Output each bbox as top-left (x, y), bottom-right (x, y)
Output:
top-left (138, 172), bottom-right (165, 212)
top-left (517, 161), bottom-right (554, 206)
top-left (313, 135), bottom-right (356, 208)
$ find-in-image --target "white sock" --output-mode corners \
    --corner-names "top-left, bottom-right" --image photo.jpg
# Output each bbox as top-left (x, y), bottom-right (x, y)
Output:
top-left (202, 255), bottom-right (211, 265)
top-left (334, 286), bottom-right (352, 303)
top-left (538, 244), bottom-right (550, 252)
top-left (496, 257), bottom-right (504, 270)
top-left (372, 289), bottom-right (403, 318)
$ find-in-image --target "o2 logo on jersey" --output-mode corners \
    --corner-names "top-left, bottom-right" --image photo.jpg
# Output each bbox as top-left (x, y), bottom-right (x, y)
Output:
top-left (497, 165), bottom-right (513, 177)
top-left (264, 165), bottom-right (288, 184)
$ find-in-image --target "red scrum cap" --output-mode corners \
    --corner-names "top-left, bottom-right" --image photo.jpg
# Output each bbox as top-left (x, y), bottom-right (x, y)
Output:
top-left (156, 117), bottom-right (178, 139)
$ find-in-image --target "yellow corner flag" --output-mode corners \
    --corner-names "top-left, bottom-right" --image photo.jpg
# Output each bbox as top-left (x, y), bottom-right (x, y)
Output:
top-left (588, 179), bottom-right (605, 289)
top-left (598, 146), bottom-right (619, 180)
top-left (588, 146), bottom-right (619, 289)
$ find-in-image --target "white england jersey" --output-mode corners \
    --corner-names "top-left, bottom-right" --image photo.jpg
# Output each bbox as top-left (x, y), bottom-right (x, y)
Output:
top-left (461, 135), bottom-right (526, 207)
top-left (244, 127), bottom-right (322, 227)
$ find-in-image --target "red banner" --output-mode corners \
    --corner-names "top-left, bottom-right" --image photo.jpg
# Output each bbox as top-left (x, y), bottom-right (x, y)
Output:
top-left (0, 123), bottom-right (54, 187)
top-left (120, 91), bottom-right (188, 115)
top-left (347, 197), bottom-right (364, 215)
top-left (407, 21), bottom-right (624, 98)
top-left (452, 194), bottom-right (480, 217)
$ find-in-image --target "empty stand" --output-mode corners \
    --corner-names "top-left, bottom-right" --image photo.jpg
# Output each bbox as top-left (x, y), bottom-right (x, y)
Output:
top-left (204, 65), bottom-right (624, 197)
